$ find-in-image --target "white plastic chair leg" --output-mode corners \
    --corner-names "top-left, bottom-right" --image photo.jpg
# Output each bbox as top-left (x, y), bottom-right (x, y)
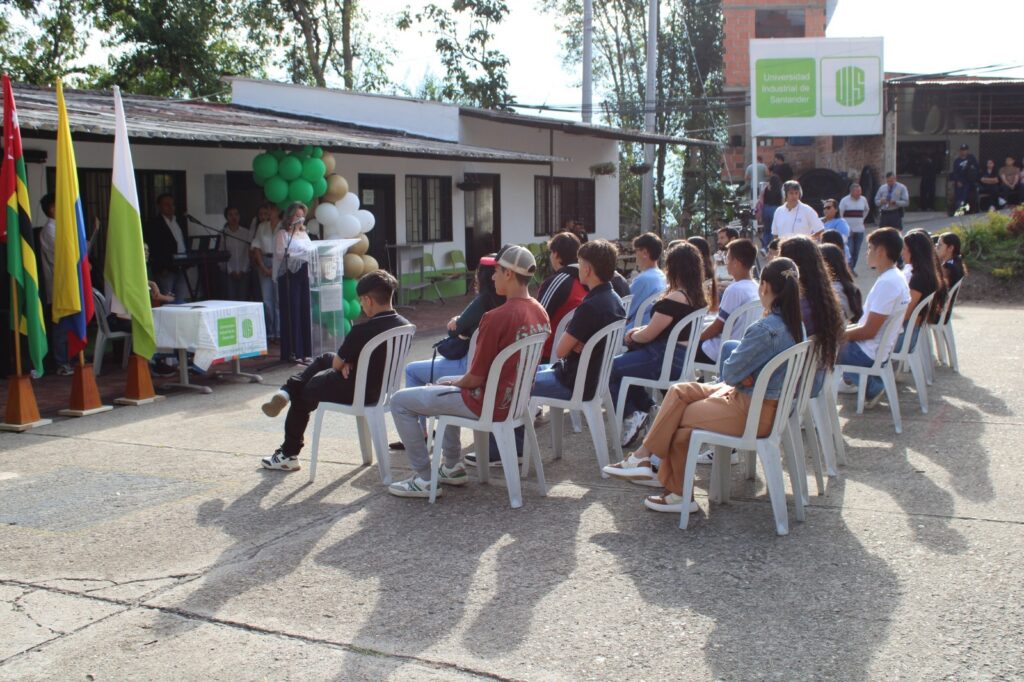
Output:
top-left (945, 326), bottom-right (959, 373)
top-left (679, 440), bottom-right (703, 530)
top-left (355, 416), bottom-right (373, 466)
top-left (713, 444), bottom-right (732, 504)
top-left (368, 411), bottom-right (392, 485)
top-left (881, 367), bottom-right (903, 434)
top-left (582, 402), bottom-right (611, 476)
top-left (495, 424), bottom-right (524, 509)
top-left (522, 418), bottom-right (547, 495)
top-left (428, 424), bottom-right (446, 503)
top-left (550, 407), bottom-right (565, 459)
top-left (93, 332), bottom-right (106, 376)
top-left (921, 330), bottom-right (935, 386)
top-left (825, 388), bottom-right (847, 467)
top-left (570, 410), bottom-right (583, 433)
top-left (908, 351), bottom-right (929, 413)
top-left (855, 374), bottom-right (867, 414)
top-left (782, 416), bottom-right (809, 513)
top-left (801, 408), bottom-right (826, 496)
top-left (473, 430), bottom-right (491, 484)
top-left (744, 449), bottom-right (757, 481)
top-left (809, 399), bottom-right (838, 477)
top-left (609, 391), bottom-right (626, 464)
top-left (309, 407), bottom-right (325, 482)
top-left (757, 440), bottom-right (790, 536)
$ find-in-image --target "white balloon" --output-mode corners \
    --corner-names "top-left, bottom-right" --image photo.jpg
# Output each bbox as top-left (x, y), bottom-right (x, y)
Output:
top-left (355, 209), bottom-right (376, 234)
top-left (336, 192), bottom-right (360, 214)
top-left (337, 213), bottom-right (361, 239)
top-left (315, 202), bottom-right (340, 229)
top-left (306, 218), bottom-right (321, 237)
top-left (323, 221), bottom-right (344, 239)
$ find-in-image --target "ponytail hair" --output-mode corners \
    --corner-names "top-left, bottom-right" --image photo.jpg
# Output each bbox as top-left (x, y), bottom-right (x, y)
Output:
top-left (939, 232), bottom-right (968, 276)
top-left (760, 257), bottom-right (804, 345)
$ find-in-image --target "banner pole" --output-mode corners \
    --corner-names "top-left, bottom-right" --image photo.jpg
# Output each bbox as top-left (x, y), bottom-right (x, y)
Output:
top-left (10, 274), bottom-right (22, 376)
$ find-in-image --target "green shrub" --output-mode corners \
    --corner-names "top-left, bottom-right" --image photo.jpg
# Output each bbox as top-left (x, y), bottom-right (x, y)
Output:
top-left (951, 212), bottom-right (1024, 278)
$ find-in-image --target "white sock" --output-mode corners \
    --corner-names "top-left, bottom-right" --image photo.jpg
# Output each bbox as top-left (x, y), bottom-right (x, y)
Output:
top-left (276, 389), bottom-right (290, 402)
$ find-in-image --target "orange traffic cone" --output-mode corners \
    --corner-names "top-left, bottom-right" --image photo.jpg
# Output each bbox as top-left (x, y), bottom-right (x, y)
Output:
top-left (0, 374), bottom-right (52, 431)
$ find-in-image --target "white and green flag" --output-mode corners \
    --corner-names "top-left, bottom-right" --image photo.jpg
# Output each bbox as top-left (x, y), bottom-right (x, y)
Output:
top-left (105, 86), bottom-right (156, 358)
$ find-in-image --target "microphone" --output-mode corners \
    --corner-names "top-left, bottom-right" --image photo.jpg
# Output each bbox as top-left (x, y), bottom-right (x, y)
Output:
top-left (186, 213), bottom-right (201, 224)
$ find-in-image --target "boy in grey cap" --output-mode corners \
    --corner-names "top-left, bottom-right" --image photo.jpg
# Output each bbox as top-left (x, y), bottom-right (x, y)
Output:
top-left (388, 245), bottom-right (551, 498)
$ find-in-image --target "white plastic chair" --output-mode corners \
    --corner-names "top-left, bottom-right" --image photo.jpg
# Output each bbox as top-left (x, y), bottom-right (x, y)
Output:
top-left (619, 294), bottom-right (633, 314)
top-left (427, 332), bottom-right (549, 508)
top-left (528, 319), bottom-right (627, 477)
top-left (834, 311), bottom-right (909, 434)
top-left (92, 288), bottom-right (132, 376)
top-left (308, 324), bottom-right (416, 484)
top-left (549, 309), bottom-right (582, 433)
top-left (611, 307), bottom-right (708, 462)
top-left (628, 290), bottom-right (661, 331)
top-left (806, 369), bottom-right (846, 483)
top-left (683, 340), bottom-right (812, 535)
top-left (693, 298), bottom-right (763, 378)
top-left (930, 278), bottom-right (963, 373)
top-left (777, 339), bottom-right (820, 512)
top-left (889, 293), bottom-right (936, 415)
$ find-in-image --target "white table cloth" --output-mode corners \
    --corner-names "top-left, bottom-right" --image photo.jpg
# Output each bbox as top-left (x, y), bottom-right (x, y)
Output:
top-left (152, 301), bottom-right (267, 371)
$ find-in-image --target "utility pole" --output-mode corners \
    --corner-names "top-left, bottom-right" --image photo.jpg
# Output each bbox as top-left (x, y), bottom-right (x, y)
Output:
top-left (582, 0), bottom-right (593, 124)
top-left (640, 0), bottom-right (658, 233)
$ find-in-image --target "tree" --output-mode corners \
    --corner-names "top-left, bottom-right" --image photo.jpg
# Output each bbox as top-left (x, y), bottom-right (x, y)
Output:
top-left (244, 0), bottom-right (393, 91)
top-left (0, 0), bottom-right (101, 86)
top-left (89, 0), bottom-right (265, 99)
top-left (397, 0), bottom-right (514, 110)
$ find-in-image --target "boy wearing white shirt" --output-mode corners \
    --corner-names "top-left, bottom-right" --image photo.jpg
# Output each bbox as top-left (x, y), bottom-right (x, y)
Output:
top-left (694, 239), bottom-right (760, 366)
top-left (772, 180), bottom-right (824, 239)
top-left (837, 228), bottom-right (911, 405)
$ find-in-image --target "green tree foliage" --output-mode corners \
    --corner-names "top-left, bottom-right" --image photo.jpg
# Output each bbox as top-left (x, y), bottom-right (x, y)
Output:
top-left (0, 0), bottom-right (101, 86)
top-left (542, 0), bottom-right (727, 237)
top-left (397, 0), bottom-right (514, 110)
top-left (88, 0), bottom-right (265, 99)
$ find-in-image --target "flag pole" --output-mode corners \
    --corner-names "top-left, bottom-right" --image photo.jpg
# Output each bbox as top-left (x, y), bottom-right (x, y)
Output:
top-left (2, 274), bottom-right (50, 431)
top-left (10, 274), bottom-right (21, 376)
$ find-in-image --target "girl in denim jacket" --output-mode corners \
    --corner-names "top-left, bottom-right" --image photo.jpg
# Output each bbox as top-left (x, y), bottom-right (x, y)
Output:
top-left (604, 258), bottom-right (804, 514)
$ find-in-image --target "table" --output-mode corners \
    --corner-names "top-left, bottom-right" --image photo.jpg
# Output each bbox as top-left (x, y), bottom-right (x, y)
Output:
top-left (151, 301), bottom-right (267, 394)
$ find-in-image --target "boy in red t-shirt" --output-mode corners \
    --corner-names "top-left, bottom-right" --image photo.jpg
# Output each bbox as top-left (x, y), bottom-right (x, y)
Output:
top-left (388, 246), bottom-right (550, 498)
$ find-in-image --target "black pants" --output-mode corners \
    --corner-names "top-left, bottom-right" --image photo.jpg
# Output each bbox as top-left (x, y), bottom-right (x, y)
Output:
top-left (281, 353), bottom-right (354, 456)
top-left (878, 209), bottom-right (903, 230)
top-left (278, 264), bottom-right (312, 361)
top-left (1001, 184), bottom-right (1022, 206)
top-left (919, 177), bottom-right (935, 211)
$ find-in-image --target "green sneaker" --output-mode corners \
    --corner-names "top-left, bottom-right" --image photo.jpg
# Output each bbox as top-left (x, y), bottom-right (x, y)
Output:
top-left (439, 462), bottom-right (468, 486)
top-left (387, 475), bottom-right (439, 498)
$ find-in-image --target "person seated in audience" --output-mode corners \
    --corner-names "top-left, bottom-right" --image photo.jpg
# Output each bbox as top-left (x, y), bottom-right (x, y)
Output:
top-left (532, 239), bottom-right (625, 402)
top-left (603, 258), bottom-right (804, 512)
top-left (821, 199), bottom-right (851, 262)
top-left (713, 226), bottom-right (739, 283)
top-left (820, 243), bottom-right (863, 322)
top-left (693, 239), bottom-right (760, 368)
top-left (765, 237), bottom-right (780, 263)
top-left (610, 269), bottom-right (631, 298)
top-left (259, 271), bottom-right (410, 471)
top-left (935, 232), bottom-right (966, 290)
top-left (626, 232), bottom-right (667, 329)
top-left (837, 228), bottom-right (911, 404)
top-left (778, 235), bottom-right (846, 397)
top-left (537, 231), bottom-right (587, 358)
top-left (999, 156), bottom-right (1022, 207)
top-left (894, 229), bottom-right (947, 352)
top-left (687, 235), bottom-right (719, 311)
top-left (979, 159), bottom-right (1000, 211)
top-left (388, 246), bottom-right (550, 498)
top-left (613, 241), bottom-right (708, 447)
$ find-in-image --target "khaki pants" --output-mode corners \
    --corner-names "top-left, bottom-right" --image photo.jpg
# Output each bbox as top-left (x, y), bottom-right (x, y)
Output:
top-left (642, 382), bottom-right (778, 495)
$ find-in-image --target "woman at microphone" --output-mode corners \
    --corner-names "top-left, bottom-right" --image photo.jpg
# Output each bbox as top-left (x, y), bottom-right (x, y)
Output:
top-left (274, 202), bottom-right (314, 363)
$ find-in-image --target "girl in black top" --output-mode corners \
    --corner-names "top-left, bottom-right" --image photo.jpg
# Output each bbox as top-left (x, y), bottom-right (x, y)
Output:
top-left (687, 235), bottom-right (719, 312)
top-left (820, 243), bottom-right (864, 322)
top-left (935, 232), bottom-right (966, 322)
top-left (979, 159), bottom-right (1001, 211)
top-left (899, 230), bottom-right (948, 351)
top-left (611, 242), bottom-right (709, 444)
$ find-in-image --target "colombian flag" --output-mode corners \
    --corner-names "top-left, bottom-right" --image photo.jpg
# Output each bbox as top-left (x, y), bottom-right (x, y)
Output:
top-left (52, 79), bottom-right (94, 358)
top-left (1, 75), bottom-right (47, 375)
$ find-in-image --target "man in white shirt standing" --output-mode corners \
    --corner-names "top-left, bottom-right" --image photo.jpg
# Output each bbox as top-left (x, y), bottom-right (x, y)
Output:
top-left (772, 180), bottom-right (824, 240)
top-left (874, 172), bottom-right (909, 231)
top-left (37, 194), bottom-right (72, 376)
top-left (837, 227), bottom-right (911, 406)
top-left (143, 193), bottom-right (189, 303)
top-left (839, 183), bottom-right (870, 271)
top-left (220, 206), bottom-right (253, 301)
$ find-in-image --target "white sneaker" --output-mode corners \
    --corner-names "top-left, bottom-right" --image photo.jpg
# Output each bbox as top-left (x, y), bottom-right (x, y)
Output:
top-left (261, 449), bottom-right (300, 471)
top-left (836, 380), bottom-right (859, 394)
top-left (643, 493), bottom-right (700, 514)
top-left (387, 475), bottom-right (440, 498)
top-left (603, 453), bottom-right (655, 481)
top-left (438, 462), bottom-right (468, 486)
top-left (620, 410), bottom-right (649, 447)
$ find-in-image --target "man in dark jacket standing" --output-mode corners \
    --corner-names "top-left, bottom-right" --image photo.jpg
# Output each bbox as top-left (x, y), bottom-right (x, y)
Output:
top-left (950, 144), bottom-right (979, 213)
top-left (143, 193), bottom-right (188, 303)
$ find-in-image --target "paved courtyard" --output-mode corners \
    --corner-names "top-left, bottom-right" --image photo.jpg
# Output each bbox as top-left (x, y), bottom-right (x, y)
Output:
top-left (2, 229), bottom-right (1023, 679)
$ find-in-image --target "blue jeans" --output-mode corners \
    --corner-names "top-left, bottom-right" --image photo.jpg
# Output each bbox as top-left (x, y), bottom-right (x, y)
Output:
top-left (532, 364), bottom-right (574, 400)
top-left (609, 341), bottom-right (688, 415)
top-left (762, 205), bottom-right (779, 248)
top-left (405, 355), bottom-right (469, 388)
top-left (893, 323), bottom-right (921, 354)
top-left (839, 342), bottom-right (884, 398)
top-left (848, 231), bottom-right (865, 270)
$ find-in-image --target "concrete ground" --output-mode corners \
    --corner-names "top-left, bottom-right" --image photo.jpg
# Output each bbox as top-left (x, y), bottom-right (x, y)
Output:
top-left (2, 230), bottom-right (1024, 680)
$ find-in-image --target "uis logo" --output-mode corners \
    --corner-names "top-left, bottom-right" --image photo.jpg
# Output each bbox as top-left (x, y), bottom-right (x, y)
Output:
top-left (835, 66), bottom-right (865, 107)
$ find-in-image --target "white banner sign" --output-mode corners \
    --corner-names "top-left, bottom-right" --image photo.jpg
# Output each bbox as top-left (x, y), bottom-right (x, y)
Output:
top-left (749, 37), bottom-right (884, 137)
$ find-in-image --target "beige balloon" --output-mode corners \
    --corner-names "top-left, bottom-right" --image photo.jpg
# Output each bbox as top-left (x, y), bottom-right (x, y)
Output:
top-left (324, 173), bottom-right (349, 202)
top-left (343, 253), bottom-right (365, 279)
top-left (322, 151), bottom-right (336, 174)
top-left (349, 234), bottom-right (370, 256)
top-left (361, 254), bottom-right (379, 273)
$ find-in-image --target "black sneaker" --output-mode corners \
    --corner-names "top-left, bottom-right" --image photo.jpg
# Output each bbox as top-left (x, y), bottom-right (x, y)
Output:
top-left (389, 441), bottom-right (406, 451)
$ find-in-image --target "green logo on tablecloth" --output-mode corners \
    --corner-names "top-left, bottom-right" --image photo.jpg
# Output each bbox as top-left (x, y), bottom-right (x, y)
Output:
top-left (755, 58), bottom-right (816, 118)
top-left (217, 317), bottom-right (237, 346)
top-left (242, 319), bottom-right (254, 339)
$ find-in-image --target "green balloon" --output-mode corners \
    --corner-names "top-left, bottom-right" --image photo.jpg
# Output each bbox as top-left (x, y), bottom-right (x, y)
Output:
top-left (265, 176), bottom-right (288, 203)
top-left (278, 155), bottom-right (302, 181)
top-left (288, 178), bottom-right (314, 204)
top-left (302, 145), bottom-right (313, 157)
top-left (313, 147), bottom-right (324, 159)
top-left (302, 157), bottom-right (326, 183)
top-left (277, 199), bottom-right (290, 212)
top-left (343, 319), bottom-right (352, 336)
top-left (344, 299), bottom-right (359, 321)
top-left (270, 149), bottom-right (285, 160)
top-left (253, 172), bottom-right (266, 188)
top-left (312, 176), bottom-right (328, 197)
top-left (252, 153), bottom-right (278, 180)
top-left (342, 277), bottom-right (358, 299)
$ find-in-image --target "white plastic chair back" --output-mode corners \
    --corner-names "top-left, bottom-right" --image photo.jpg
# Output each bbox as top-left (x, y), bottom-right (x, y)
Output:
top-left (93, 288), bottom-right (113, 336)
top-left (92, 287), bottom-right (132, 376)
top-left (722, 298), bottom-right (763, 343)
top-left (631, 290), bottom-right (661, 327)
top-left (740, 340), bottom-right (810, 444)
top-left (466, 328), bottom-right (480, 366)
top-left (349, 324), bottom-right (416, 411)
top-left (935, 278), bottom-right (963, 328)
top-left (549, 309), bottom-right (577, 364)
top-left (566, 319), bottom-right (627, 405)
top-left (473, 332), bottom-right (549, 429)
top-left (661, 307), bottom-right (708, 384)
top-left (891, 293), bottom-right (935, 361)
top-left (619, 294), bottom-right (633, 313)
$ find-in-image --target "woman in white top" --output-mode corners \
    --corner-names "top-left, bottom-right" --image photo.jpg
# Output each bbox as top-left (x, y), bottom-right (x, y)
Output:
top-left (251, 203), bottom-right (279, 341)
top-left (275, 202), bottom-right (314, 362)
top-left (220, 206), bottom-right (253, 301)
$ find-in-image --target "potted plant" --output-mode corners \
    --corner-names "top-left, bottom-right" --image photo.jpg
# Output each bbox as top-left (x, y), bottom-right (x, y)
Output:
top-left (589, 162), bottom-right (616, 177)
